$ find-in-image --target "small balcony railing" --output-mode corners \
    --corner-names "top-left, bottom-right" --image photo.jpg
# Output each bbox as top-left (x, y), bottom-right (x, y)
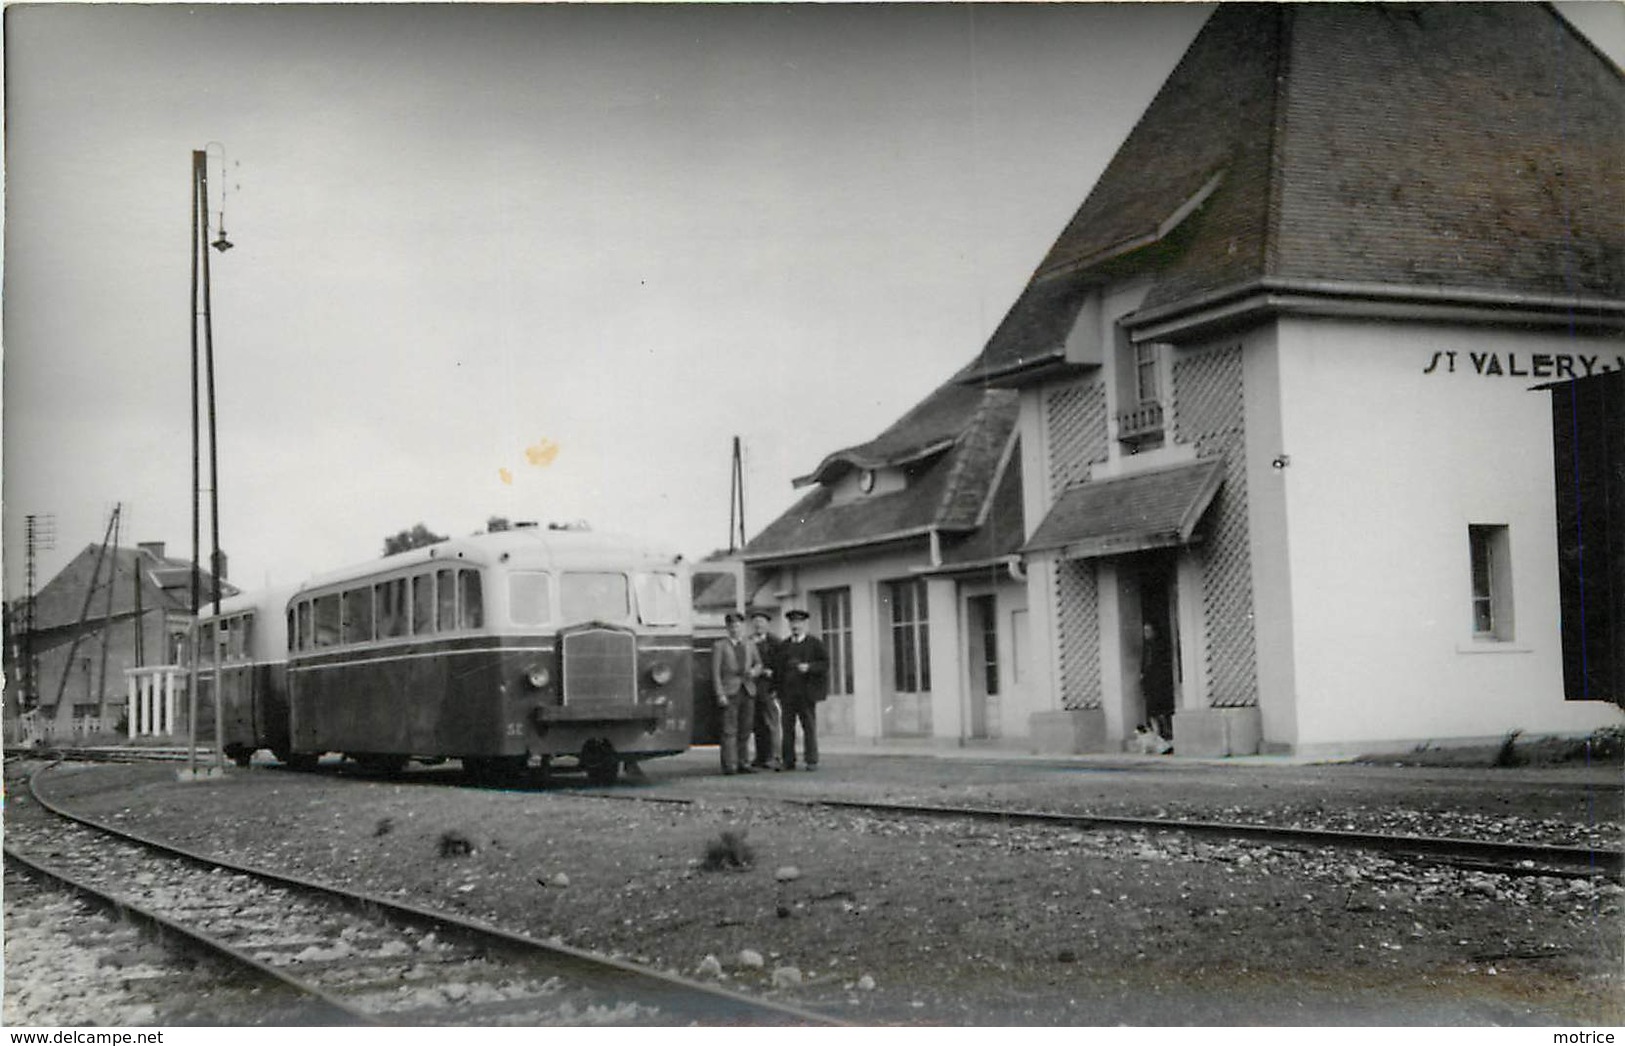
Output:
top-left (1117, 401), bottom-right (1165, 445)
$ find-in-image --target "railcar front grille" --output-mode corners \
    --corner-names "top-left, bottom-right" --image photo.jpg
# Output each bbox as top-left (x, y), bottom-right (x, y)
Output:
top-left (561, 628), bottom-right (637, 705)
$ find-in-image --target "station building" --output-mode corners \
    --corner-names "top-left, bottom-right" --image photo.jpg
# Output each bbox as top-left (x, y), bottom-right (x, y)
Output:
top-left (5, 540), bottom-right (234, 739)
top-left (750, 3), bottom-right (1624, 756)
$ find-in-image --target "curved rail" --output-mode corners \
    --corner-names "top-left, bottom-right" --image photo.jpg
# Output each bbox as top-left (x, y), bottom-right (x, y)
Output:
top-left (25, 761), bottom-right (841, 1027)
top-left (2, 843), bottom-right (375, 1025)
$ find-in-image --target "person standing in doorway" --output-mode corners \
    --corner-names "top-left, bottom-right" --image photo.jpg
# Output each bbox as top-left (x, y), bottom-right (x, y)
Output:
top-left (1140, 620), bottom-right (1175, 743)
top-left (778, 608), bottom-right (828, 770)
top-left (712, 612), bottom-right (760, 775)
top-left (747, 609), bottom-right (784, 770)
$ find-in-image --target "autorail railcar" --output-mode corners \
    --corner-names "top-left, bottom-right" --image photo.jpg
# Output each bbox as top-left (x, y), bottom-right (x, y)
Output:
top-left (196, 525), bottom-right (698, 783)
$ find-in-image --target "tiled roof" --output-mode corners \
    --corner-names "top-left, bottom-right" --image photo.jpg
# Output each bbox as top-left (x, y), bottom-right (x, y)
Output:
top-left (744, 374), bottom-right (1019, 562)
top-left (28, 544), bottom-right (236, 632)
top-left (1023, 459), bottom-right (1224, 559)
top-left (966, 3), bottom-right (1625, 383)
top-left (796, 365), bottom-right (1005, 486)
top-left (938, 450), bottom-right (1026, 567)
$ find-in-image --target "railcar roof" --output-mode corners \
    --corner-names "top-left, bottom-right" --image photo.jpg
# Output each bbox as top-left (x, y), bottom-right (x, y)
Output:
top-left (196, 585), bottom-right (303, 622)
top-left (293, 527), bottom-right (685, 595)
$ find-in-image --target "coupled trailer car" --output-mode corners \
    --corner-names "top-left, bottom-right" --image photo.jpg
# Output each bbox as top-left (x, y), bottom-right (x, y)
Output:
top-left (197, 525), bottom-right (698, 782)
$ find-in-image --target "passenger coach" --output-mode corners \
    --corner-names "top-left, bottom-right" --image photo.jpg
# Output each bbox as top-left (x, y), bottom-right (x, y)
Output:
top-left (281, 525), bottom-right (696, 782)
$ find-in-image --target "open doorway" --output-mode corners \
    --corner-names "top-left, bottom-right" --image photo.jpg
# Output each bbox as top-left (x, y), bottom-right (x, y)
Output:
top-left (965, 594), bottom-right (997, 739)
top-left (1129, 553), bottom-right (1178, 745)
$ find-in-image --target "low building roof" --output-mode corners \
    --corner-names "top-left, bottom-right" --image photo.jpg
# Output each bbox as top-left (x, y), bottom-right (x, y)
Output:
top-left (744, 370), bottom-right (1019, 564)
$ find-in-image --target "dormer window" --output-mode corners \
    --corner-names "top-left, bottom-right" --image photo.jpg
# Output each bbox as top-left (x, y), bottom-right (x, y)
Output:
top-left (1117, 338), bottom-right (1166, 448)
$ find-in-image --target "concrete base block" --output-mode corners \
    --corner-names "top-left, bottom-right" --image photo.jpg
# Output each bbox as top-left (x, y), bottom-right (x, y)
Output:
top-left (1030, 708), bottom-right (1108, 755)
top-left (1174, 707), bottom-right (1262, 758)
top-left (174, 765), bottom-right (226, 783)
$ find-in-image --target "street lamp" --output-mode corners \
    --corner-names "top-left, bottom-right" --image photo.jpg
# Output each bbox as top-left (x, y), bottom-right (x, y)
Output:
top-left (186, 144), bottom-right (231, 781)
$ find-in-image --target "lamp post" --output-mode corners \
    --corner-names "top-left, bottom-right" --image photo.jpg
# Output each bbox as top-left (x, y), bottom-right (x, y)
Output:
top-left (185, 145), bottom-right (232, 781)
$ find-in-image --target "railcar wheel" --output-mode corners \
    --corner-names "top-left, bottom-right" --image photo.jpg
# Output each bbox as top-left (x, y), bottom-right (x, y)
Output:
top-left (464, 755), bottom-right (528, 784)
top-left (273, 748), bottom-right (319, 771)
top-left (353, 753), bottom-right (408, 775)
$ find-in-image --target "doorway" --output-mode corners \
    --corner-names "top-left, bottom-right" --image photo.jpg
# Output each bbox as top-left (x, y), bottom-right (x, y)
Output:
top-left (1133, 554), bottom-right (1178, 740)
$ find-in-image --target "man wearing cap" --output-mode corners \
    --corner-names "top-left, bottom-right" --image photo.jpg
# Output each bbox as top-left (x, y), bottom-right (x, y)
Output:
top-left (711, 611), bottom-right (761, 775)
top-left (747, 609), bottom-right (784, 771)
top-left (778, 608), bottom-right (828, 771)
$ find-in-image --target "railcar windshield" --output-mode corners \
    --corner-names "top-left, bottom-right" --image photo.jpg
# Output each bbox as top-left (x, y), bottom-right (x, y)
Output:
top-left (560, 572), bottom-right (629, 623)
top-left (633, 571), bottom-right (683, 625)
top-left (509, 571), bottom-right (553, 626)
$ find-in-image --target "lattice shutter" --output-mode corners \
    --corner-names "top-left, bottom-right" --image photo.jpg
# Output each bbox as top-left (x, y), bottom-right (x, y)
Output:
top-left (1172, 344), bottom-right (1257, 709)
top-left (1055, 559), bottom-right (1102, 710)
top-left (1046, 377), bottom-right (1108, 497)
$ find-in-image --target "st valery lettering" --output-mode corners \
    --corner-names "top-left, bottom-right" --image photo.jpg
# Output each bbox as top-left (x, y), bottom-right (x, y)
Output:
top-left (1421, 351), bottom-right (1623, 378)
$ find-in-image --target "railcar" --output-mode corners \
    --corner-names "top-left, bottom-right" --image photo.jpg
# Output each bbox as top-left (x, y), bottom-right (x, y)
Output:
top-left (193, 587), bottom-right (299, 767)
top-left (280, 525), bottom-right (695, 782)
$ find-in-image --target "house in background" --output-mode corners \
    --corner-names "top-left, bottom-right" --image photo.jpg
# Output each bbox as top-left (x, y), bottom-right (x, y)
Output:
top-left (957, 3), bottom-right (1624, 755)
top-left (6, 540), bottom-right (234, 736)
top-left (741, 369), bottom-right (1030, 747)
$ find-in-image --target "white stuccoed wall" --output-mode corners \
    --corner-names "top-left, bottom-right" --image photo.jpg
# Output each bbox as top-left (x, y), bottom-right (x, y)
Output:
top-left (1272, 315), bottom-right (1623, 750)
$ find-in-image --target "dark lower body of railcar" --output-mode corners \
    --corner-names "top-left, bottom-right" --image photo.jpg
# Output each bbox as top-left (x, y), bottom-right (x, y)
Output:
top-left (193, 660), bottom-right (293, 767)
top-left (284, 627), bottom-right (693, 782)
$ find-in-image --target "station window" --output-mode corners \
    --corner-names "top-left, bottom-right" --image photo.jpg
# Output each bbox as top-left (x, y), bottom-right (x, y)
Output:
top-left (816, 587), bottom-right (855, 696)
top-left (886, 578), bottom-right (931, 693)
top-left (509, 571), bottom-right (553, 627)
top-left (412, 573), bottom-right (435, 636)
top-left (1469, 524), bottom-right (1514, 641)
top-left (459, 569), bottom-right (484, 630)
top-left (343, 587), bottom-right (374, 644)
top-left (377, 578), bottom-right (409, 639)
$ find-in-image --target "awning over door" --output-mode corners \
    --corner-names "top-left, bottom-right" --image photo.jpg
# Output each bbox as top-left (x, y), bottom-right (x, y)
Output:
top-left (1022, 458), bottom-right (1225, 559)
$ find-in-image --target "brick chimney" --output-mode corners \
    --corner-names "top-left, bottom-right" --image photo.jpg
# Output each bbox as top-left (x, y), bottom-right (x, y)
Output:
top-left (212, 549), bottom-right (229, 581)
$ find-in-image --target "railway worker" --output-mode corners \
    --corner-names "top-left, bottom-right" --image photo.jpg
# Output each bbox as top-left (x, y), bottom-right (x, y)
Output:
top-left (712, 611), bottom-right (761, 775)
top-left (778, 608), bottom-right (828, 771)
top-left (747, 608), bottom-right (784, 771)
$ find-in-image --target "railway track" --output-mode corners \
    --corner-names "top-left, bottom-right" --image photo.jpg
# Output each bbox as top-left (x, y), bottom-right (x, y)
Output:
top-left (12, 761), bottom-right (840, 1027)
top-left (569, 787), bottom-right (1621, 881)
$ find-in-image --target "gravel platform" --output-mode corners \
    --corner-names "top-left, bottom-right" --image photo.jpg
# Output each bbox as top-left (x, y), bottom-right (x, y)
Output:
top-left (9, 749), bottom-right (1622, 1026)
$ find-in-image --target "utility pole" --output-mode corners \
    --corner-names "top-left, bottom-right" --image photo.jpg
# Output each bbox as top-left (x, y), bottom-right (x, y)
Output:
top-left (20, 513), bottom-right (55, 710)
top-left (728, 436), bottom-right (746, 554)
top-left (185, 145), bottom-right (232, 781)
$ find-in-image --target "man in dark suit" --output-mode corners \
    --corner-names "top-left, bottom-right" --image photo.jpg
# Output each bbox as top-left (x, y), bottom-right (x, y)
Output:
top-left (778, 608), bottom-right (828, 771)
top-left (711, 612), bottom-right (760, 775)
top-left (747, 609), bottom-right (784, 770)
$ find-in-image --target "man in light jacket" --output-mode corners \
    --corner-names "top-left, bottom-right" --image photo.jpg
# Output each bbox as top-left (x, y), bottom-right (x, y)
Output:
top-left (711, 612), bottom-right (761, 775)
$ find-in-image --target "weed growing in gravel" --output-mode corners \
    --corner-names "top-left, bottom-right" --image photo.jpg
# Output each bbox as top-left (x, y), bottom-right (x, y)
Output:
top-left (374, 817), bottom-right (394, 837)
top-left (701, 830), bottom-right (754, 872)
top-left (438, 830), bottom-right (475, 857)
top-left (1493, 729), bottom-right (1525, 768)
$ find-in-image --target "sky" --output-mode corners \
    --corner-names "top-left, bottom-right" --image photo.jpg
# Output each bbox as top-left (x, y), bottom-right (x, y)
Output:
top-left (6, 2), bottom-right (1624, 599)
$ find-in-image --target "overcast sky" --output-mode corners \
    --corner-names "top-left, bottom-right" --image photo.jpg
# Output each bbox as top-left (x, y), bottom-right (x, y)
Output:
top-left (6, 2), bottom-right (1624, 598)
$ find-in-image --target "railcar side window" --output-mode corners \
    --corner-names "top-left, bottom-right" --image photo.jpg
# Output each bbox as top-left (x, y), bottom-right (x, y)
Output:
top-left (412, 574), bottom-right (434, 635)
top-left (509, 571), bottom-right (553, 626)
top-left (198, 623), bottom-right (215, 664)
top-left (560, 572), bottom-right (630, 623)
top-left (296, 601), bottom-right (312, 652)
top-left (287, 608), bottom-right (297, 653)
top-left (313, 594), bottom-right (341, 648)
top-left (343, 588), bottom-right (374, 644)
top-left (634, 571), bottom-right (683, 625)
top-left (377, 578), bottom-right (408, 639)
top-left (459, 569), bottom-right (484, 630)
top-left (437, 568), bottom-right (458, 632)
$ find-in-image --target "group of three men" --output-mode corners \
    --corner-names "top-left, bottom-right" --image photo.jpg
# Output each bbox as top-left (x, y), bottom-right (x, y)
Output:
top-left (711, 607), bottom-right (828, 774)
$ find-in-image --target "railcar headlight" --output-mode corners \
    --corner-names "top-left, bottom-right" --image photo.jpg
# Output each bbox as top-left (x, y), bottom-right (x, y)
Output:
top-left (525, 665), bottom-right (551, 689)
top-left (648, 663), bottom-right (673, 686)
